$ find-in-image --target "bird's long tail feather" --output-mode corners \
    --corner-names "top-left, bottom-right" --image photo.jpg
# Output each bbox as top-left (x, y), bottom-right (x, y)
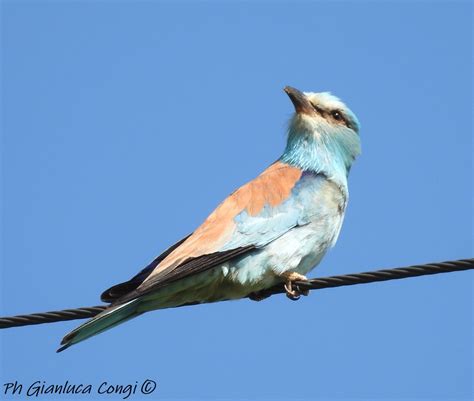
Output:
top-left (57, 299), bottom-right (140, 352)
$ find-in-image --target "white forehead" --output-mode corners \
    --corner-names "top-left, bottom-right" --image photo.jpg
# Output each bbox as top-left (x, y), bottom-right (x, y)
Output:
top-left (304, 91), bottom-right (348, 111)
top-left (304, 91), bottom-right (360, 132)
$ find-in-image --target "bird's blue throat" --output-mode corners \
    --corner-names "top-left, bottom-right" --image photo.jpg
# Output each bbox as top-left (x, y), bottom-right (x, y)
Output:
top-left (280, 121), bottom-right (361, 189)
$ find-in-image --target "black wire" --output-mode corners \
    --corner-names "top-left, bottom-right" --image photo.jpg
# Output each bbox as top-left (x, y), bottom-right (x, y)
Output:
top-left (0, 306), bottom-right (108, 329)
top-left (0, 258), bottom-right (472, 329)
top-left (256, 258), bottom-right (474, 297)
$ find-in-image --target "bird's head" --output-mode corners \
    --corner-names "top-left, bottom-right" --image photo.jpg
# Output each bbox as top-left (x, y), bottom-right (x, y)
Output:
top-left (284, 86), bottom-right (360, 135)
top-left (281, 86), bottom-right (361, 186)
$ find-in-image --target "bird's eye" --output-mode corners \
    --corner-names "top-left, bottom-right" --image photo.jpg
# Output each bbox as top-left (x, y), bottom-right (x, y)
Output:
top-left (331, 111), bottom-right (343, 121)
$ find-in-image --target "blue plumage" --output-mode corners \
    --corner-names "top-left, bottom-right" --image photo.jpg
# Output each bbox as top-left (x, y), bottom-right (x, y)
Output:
top-left (58, 86), bottom-right (361, 351)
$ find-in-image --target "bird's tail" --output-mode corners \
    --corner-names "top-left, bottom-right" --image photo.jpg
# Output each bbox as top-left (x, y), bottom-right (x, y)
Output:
top-left (57, 299), bottom-right (141, 352)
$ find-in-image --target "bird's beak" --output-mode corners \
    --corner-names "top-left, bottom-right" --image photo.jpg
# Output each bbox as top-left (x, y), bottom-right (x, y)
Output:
top-left (284, 86), bottom-right (314, 115)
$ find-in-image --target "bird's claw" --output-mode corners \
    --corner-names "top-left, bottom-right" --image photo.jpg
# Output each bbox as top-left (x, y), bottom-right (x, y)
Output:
top-left (248, 291), bottom-right (271, 302)
top-left (282, 272), bottom-right (310, 301)
top-left (284, 281), bottom-right (309, 301)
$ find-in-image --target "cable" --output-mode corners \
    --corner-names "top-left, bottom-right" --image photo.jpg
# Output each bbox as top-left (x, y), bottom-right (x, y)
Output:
top-left (0, 258), bottom-right (472, 329)
top-left (0, 306), bottom-right (107, 329)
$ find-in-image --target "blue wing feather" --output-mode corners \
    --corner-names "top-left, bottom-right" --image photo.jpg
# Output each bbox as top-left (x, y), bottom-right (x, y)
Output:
top-left (221, 172), bottom-right (330, 250)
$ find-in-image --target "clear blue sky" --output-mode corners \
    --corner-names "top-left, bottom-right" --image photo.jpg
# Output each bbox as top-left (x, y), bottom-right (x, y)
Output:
top-left (1, 1), bottom-right (472, 400)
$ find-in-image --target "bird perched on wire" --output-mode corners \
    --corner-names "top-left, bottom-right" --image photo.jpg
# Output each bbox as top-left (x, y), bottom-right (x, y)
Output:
top-left (58, 86), bottom-right (361, 352)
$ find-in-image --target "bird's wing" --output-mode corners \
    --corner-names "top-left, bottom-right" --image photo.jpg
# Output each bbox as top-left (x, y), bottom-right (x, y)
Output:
top-left (112, 161), bottom-right (309, 304)
top-left (101, 234), bottom-right (192, 302)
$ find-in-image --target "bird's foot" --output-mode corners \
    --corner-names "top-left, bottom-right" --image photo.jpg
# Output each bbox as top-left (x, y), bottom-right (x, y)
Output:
top-left (281, 272), bottom-right (309, 301)
top-left (248, 291), bottom-right (271, 302)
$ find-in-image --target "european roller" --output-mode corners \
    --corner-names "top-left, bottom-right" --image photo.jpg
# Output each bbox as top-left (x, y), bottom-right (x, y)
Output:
top-left (58, 86), bottom-right (361, 352)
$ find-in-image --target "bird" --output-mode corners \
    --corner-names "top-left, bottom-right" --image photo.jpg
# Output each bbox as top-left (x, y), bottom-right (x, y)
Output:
top-left (58, 86), bottom-right (361, 352)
